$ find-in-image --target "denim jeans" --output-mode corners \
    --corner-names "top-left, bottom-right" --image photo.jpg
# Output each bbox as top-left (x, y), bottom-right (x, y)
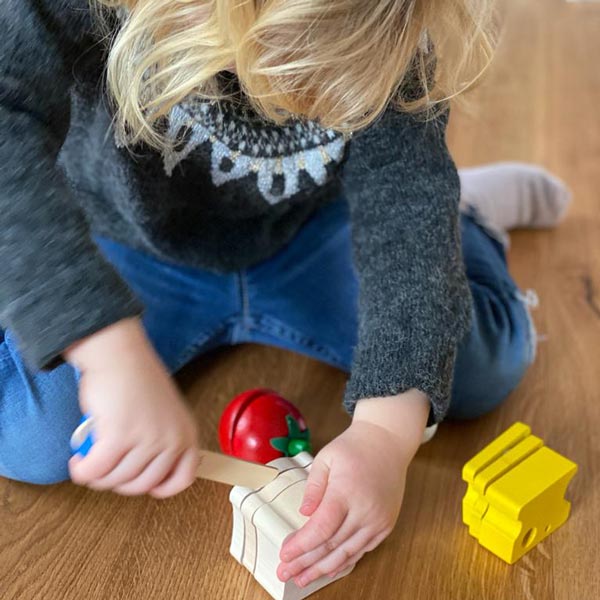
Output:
top-left (0, 199), bottom-right (536, 484)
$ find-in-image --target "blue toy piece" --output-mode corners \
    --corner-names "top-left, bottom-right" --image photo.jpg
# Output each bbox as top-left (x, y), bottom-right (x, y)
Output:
top-left (70, 415), bottom-right (94, 457)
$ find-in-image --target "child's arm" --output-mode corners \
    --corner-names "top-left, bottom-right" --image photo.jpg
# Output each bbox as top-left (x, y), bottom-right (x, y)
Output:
top-left (0, 0), bottom-right (141, 372)
top-left (341, 105), bottom-right (472, 424)
top-left (279, 105), bottom-right (472, 584)
top-left (1, 2), bottom-right (199, 496)
top-left (277, 391), bottom-right (429, 586)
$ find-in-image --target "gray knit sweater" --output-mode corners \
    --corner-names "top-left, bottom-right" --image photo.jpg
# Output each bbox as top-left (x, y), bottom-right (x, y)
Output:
top-left (0, 0), bottom-right (472, 423)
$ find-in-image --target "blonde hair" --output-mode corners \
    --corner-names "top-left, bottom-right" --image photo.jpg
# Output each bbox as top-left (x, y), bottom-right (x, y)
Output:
top-left (95, 0), bottom-right (497, 149)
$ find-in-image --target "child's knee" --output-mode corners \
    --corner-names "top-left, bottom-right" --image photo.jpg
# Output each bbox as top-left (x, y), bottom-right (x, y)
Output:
top-left (448, 360), bottom-right (528, 420)
top-left (448, 285), bottom-right (536, 420)
top-left (448, 328), bottom-right (532, 420)
top-left (1, 446), bottom-right (71, 485)
top-left (0, 338), bottom-right (80, 484)
top-left (0, 409), bottom-right (75, 484)
top-left (0, 411), bottom-right (77, 483)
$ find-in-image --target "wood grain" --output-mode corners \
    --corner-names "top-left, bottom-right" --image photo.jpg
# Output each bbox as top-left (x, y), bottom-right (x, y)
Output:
top-left (1, 0), bottom-right (599, 598)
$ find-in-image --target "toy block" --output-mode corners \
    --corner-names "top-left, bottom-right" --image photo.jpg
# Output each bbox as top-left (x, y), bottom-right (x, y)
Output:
top-left (230, 452), bottom-right (354, 600)
top-left (462, 422), bottom-right (578, 564)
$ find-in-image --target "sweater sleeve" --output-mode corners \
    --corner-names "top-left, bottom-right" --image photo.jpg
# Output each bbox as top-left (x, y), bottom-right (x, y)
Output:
top-left (341, 107), bottom-right (473, 424)
top-left (0, 0), bottom-right (142, 370)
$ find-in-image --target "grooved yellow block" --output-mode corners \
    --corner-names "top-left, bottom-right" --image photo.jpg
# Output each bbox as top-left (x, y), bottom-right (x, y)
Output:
top-left (462, 423), bottom-right (578, 564)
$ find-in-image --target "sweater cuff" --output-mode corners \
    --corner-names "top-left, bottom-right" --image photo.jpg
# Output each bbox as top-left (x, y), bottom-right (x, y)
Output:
top-left (4, 254), bottom-right (143, 371)
top-left (343, 332), bottom-right (459, 425)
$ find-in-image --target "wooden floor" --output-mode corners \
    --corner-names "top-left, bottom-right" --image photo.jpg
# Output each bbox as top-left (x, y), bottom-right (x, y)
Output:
top-left (2, 0), bottom-right (599, 598)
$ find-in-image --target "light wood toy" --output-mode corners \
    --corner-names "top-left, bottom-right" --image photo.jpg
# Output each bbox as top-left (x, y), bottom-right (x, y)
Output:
top-left (462, 422), bottom-right (578, 564)
top-left (230, 452), bottom-right (354, 600)
top-left (70, 418), bottom-right (353, 598)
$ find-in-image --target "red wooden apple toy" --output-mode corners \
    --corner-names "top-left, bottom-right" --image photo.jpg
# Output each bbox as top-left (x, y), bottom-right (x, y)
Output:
top-left (218, 388), bottom-right (312, 464)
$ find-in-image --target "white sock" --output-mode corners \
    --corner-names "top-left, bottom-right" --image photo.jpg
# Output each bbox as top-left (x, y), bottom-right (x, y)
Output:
top-left (458, 163), bottom-right (572, 240)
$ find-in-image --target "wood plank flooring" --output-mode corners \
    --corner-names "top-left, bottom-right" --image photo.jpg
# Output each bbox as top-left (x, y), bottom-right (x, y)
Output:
top-left (1, 0), bottom-right (599, 598)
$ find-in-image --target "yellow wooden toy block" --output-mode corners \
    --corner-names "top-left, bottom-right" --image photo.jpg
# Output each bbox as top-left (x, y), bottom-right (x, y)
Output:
top-left (462, 422), bottom-right (577, 564)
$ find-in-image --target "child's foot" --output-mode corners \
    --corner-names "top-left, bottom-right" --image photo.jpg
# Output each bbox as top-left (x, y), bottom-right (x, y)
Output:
top-left (458, 162), bottom-right (572, 244)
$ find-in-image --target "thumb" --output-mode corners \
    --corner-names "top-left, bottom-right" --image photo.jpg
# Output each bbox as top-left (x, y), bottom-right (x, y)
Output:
top-left (299, 459), bottom-right (330, 516)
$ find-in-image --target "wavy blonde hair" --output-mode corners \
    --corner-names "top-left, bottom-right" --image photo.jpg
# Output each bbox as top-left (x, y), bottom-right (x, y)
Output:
top-left (95, 0), bottom-right (497, 149)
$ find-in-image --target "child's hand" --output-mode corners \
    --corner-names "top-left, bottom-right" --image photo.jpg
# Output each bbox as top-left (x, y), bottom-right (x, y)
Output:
top-left (66, 318), bottom-right (200, 498)
top-left (277, 391), bottom-right (429, 588)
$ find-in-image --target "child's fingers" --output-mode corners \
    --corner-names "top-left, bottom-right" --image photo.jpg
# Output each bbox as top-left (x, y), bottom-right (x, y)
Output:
top-left (299, 461), bottom-right (330, 516)
top-left (112, 449), bottom-right (182, 496)
top-left (280, 494), bottom-right (347, 562)
top-left (84, 446), bottom-right (156, 491)
top-left (293, 528), bottom-right (373, 588)
top-left (328, 529), bottom-right (393, 579)
top-left (328, 551), bottom-right (363, 579)
top-left (69, 439), bottom-right (130, 484)
top-left (149, 447), bottom-right (199, 498)
top-left (277, 516), bottom-right (357, 582)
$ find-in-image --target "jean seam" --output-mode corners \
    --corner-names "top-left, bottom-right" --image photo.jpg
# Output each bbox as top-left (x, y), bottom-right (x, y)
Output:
top-left (236, 271), bottom-right (252, 331)
top-left (168, 323), bottom-right (231, 373)
top-left (514, 290), bottom-right (538, 365)
top-left (252, 313), bottom-right (350, 371)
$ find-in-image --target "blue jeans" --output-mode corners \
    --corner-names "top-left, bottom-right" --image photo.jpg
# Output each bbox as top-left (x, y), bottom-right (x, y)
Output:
top-left (0, 200), bottom-right (535, 484)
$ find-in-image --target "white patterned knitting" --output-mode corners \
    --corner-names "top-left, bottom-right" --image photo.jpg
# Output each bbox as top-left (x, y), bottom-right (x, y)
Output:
top-left (162, 100), bottom-right (348, 204)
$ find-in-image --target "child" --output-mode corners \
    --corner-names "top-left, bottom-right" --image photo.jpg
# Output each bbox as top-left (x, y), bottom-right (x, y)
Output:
top-left (0, 0), bottom-right (570, 589)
